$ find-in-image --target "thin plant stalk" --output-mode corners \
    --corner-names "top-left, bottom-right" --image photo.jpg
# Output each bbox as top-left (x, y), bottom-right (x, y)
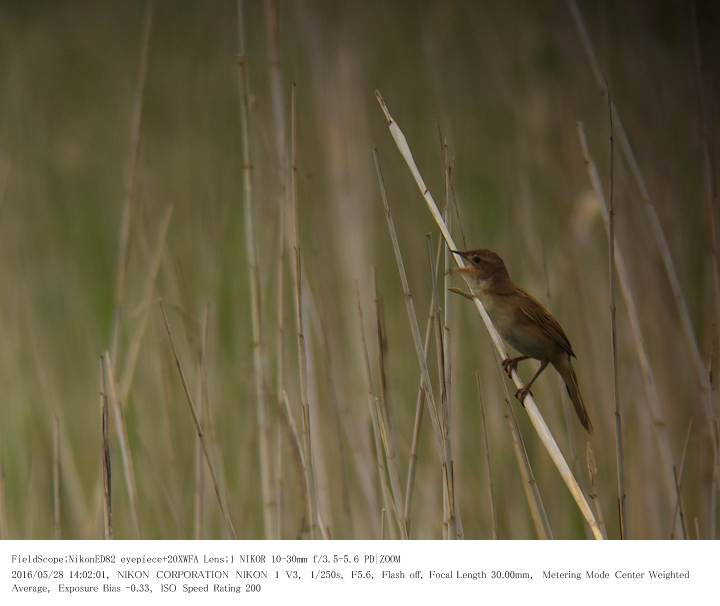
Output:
top-left (606, 98), bottom-right (627, 538)
top-left (670, 419), bottom-right (694, 538)
top-left (0, 456), bottom-right (7, 540)
top-left (99, 360), bottom-right (113, 540)
top-left (371, 275), bottom-right (407, 537)
top-left (476, 376), bottom-right (498, 539)
top-left (159, 302), bottom-right (238, 539)
top-left (404, 236), bottom-right (444, 531)
top-left (53, 416), bottom-right (61, 540)
top-left (119, 205), bottom-right (173, 405)
top-left (373, 148), bottom-right (458, 539)
top-left (110, 0), bottom-right (154, 363)
top-left (691, 0), bottom-right (720, 538)
top-left (292, 248), bottom-right (324, 539)
top-left (586, 443), bottom-right (608, 539)
top-left (237, 0), bottom-right (276, 539)
top-left (101, 352), bottom-right (142, 537)
top-left (503, 397), bottom-right (553, 540)
top-left (567, 0), bottom-right (708, 392)
top-left (375, 90), bottom-right (604, 539)
top-left (280, 390), bottom-right (313, 539)
top-left (356, 286), bottom-right (406, 539)
top-left (193, 305), bottom-right (209, 539)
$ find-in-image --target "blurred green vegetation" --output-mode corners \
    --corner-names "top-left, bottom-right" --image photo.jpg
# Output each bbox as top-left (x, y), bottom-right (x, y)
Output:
top-left (0, 0), bottom-right (718, 539)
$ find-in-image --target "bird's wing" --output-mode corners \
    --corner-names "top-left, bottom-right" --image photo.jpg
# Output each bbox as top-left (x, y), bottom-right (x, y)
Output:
top-left (515, 287), bottom-right (576, 357)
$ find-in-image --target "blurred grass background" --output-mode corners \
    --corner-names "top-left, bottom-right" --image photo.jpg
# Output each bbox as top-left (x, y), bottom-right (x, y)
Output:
top-left (0, 0), bottom-right (718, 539)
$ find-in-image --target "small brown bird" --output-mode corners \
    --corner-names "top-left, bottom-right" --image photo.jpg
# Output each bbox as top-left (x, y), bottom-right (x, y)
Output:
top-left (453, 248), bottom-right (592, 433)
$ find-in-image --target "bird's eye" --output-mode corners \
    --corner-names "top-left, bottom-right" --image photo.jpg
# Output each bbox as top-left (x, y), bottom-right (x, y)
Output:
top-left (472, 255), bottom-right (482, 264)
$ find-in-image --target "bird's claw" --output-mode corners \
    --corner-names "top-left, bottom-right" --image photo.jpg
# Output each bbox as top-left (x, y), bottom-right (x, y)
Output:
top-left (514, 386), bottom-right (532, 407)
top-left (502, 357), bottom-right (518, 378)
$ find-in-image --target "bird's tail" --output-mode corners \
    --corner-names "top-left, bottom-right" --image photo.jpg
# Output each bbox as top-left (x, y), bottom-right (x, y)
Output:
top-left (554, 356), bottom-right (593, 434)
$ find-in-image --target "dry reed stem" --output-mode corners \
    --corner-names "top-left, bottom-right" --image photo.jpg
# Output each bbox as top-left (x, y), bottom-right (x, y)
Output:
top-left (567, 0), bottom-right (708, 392)
top-left (53, 416), bottom-right (61, 539)
top-left (356, 286), bottom-right (394, 534)
top-left (503, 397), bottom-right (553, 539)
top-left (237, 0), bottom-right (276, 539)
top-left (375, 90), bottom-right (604, 539)
top-left (159, 301), bottom-right (238, 539)
top-left (0, 456), bottom-right (6, 539)
top-left (280, 390), bottom-right (313, 539)
top-left (119, 205), bottom-right (173, 405)
top-left (193, 305), bottom-right (210, 539)
top-left (356, 286), bottom-right (406, 538)
top-left (292, 248), bottom-right (325, 539)
top-left (99, 360), bottom-right (113, 540)
top-left (110, 0), bottom-right (154, 363)
top-left (476, 376), bottom-right (498, 539)
top-left (691, 1), bottom-right (720, 538)
top-left (585, 443), bottom-right (608, 539)
top-left (373, 148), bottom-right (459, 539)
top-left (606, 98), bottom-right (627, 538)
top-left (101, 352), bottom-right (142, 537)
top-left (670, 419), bottom-right (694, 538)
top-left (372, 276), bottom-right (407, 537)
top-left (404, 237), bottom-right (444, 532)
top-left (577, 123), bottom-right (679, 527)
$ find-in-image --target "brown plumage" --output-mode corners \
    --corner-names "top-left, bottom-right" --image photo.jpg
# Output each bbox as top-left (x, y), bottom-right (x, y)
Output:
top-left (453, 248), bottom-right (592, 433)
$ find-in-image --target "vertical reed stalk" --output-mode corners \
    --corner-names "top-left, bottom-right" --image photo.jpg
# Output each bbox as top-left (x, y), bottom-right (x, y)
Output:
top-left (110, 0), bottom-right (154, 363)
top-left (476, 377), bottom-right (498, 539)
top-left (99, 360), bottom-right (113, 540)
top-left (292, 248), bottom-right (326, 538)
top-left (101, 352), bottom-right (142, 537)
top-left (237, 0), bottom-right (276, 539)
top-left (52, 416), bottom-right (61, 539)
top-left (606, 98), bottom-right (627, 538)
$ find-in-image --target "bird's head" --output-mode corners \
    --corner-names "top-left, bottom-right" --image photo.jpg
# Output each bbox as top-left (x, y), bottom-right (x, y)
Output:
top-left (451, 248), bottom-right (509, 282)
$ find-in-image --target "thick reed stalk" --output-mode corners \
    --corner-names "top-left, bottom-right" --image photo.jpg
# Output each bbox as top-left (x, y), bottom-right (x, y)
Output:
top-left (375, 90), bottom-right (604, 539)
top-left (237, 0), bottom-right (276, 539)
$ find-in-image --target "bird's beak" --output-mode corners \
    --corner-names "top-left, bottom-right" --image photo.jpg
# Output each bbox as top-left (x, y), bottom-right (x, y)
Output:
top-left (449, 250), bottom-right (465, 257)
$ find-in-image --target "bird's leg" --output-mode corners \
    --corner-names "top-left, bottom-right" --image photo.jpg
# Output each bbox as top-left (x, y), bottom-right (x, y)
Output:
top-left (501, 356), bottom-right (530, 378)
top-left (514, 360), bottom-right (549, 406)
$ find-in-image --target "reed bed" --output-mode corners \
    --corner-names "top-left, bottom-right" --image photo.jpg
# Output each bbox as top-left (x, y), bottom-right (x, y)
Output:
top-left (0, 0), bottom-right (717, 539)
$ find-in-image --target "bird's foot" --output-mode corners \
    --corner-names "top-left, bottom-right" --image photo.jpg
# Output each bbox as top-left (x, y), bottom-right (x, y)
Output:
top-left (502, 357), bottom-right (520, 378)
top-left (514, 386), bottom-right (532, 407)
